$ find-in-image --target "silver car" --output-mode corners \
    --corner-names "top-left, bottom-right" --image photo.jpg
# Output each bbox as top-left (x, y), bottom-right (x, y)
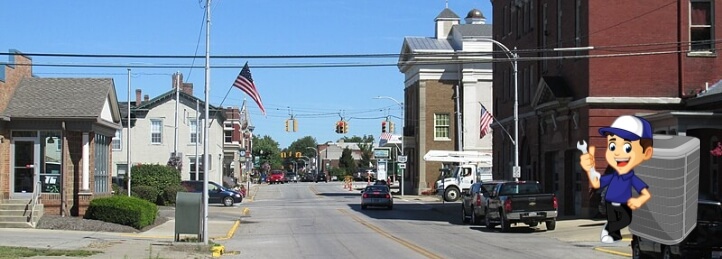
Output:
top-left (361, 185), bottom-right (393, 210)
top-left (285, 172), bottom-right (299, 183)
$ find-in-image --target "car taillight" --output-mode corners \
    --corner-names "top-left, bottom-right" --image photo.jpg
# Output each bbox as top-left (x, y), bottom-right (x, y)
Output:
top-left (475, 195), bottom-right (482, 206)
top-left (504, 199), bottom-right (512, 213)
top-left (553, 195), bottom-right (558, 210)
top-left (363, 193), bottom-right (368, 198)
top-left (385, 194), bottom-right (391, 199)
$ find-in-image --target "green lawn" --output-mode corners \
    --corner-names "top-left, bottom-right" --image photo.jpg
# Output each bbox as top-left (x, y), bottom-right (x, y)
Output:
top-left (0, 246), bottom-right (100, 258)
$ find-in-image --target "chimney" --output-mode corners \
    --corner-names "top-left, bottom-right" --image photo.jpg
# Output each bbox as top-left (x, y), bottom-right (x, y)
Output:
top-left (144, 95), bottom-right (149, 103)
top-left (172, 72), bottom-right (183, 90)
top-left (135, 89), bottom-right (142, 105)
top-left (182, 83), bottom-right (193, 95)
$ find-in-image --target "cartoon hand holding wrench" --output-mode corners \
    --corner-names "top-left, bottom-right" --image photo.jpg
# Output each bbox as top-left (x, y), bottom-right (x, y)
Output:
top-left (578, 140), bottom-right (601, 182)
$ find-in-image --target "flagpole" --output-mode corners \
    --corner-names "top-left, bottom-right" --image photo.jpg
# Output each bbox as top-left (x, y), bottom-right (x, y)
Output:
top-left (202, 0), bottom-right (211, 245)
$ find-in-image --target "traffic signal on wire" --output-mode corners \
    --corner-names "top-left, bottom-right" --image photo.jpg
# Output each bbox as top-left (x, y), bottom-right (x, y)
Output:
top-left (381, 121), bottom-right (387, 133)
top-left (342, 121), bottom-right (348, 133)
top-left (292, 119), bottom-right (298, 132)
top-left (285, 119), bottom-right (290, 132)
top-left (335, 121), bottom-right (342, 134)
top-left (389, 121), bottom-right (395, 133)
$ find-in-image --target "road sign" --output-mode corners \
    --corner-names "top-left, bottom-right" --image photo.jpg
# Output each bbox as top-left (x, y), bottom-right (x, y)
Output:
top-left (397, 155), bottom-right (407, 163)
top-left (513, 166), bottom-right (521, 178)
top-left (398, 163), bottom-right (406, 169)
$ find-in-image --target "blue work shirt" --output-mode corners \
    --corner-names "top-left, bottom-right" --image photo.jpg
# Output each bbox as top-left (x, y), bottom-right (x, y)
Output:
top-left (600, 169), bottom-right (648, 203)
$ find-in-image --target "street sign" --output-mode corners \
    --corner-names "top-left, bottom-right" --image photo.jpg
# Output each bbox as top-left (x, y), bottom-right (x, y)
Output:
top-left (397, 155), bottom-right (407, 163)
top-left (398, 163), bottom-right (406, 169)
top-left (373, 147), bottom-right (391, 159)
top-left (513, 166), bottom-right (521, 178)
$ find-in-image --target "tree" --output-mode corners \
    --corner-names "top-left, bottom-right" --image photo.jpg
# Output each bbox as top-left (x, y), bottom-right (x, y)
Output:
top-left (252, 135), bottom-right (282, 171)
top-left (338, 147), bottom-right (357, 176)
top-left (342, 135), bottom-right (375, 143)
top-left (357, 141), bottom-right (374, 169)
top-left (288, 136), bottom-right (318, 158)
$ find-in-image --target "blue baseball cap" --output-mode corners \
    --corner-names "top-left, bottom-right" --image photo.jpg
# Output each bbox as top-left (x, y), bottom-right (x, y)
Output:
top-left (598, 115), bottom-right (653, 141)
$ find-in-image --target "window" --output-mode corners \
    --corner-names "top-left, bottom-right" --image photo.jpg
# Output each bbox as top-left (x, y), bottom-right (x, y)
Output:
top-left (189, 119), bottom-right (198, 144)
top-left (690, 0), bottom-right (714, 52)
top-left (94, 134), bottom-right (110, 193)
top-left (151, 119), bottom-right (162, 144)
top-left (434, 114), bottom-right (450, 139)
top-left (190, 156), bottom-right (209, 181)
top-left (224, 130), bottom-right (233, 143)
top-left (112, 129), bottom-right (122, 150)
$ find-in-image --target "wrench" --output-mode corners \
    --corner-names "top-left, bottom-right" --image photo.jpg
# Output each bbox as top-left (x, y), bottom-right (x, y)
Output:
top-left (577, 140), bottom-right (601, 180)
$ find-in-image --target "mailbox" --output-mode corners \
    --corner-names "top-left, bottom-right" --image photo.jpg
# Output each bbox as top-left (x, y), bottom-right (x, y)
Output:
top-left (175, 192), bottom-right (202, 242)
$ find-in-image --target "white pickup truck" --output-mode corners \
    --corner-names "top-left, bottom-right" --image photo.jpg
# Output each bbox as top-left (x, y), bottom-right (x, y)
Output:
top-left (424, 150), bottom-right (493, 202)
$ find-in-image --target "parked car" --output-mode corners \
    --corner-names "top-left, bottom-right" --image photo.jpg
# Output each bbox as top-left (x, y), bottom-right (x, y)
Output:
top-left (268, 170), bottom-right (286, 184)
top-left (180, 180), bottom-right (242, 206)
top-left (632, 198), bottom-right (722, 259)
top-left (361, 185), bottom-right (393, 210)
top-left (315, 172), bottom-right (328, 183)
top-left (485, 181), bottom-right (558, 232)
top-left (285, 172), bottom-right (299, 183)
top-left (461, 181), bottom-right (505, 225)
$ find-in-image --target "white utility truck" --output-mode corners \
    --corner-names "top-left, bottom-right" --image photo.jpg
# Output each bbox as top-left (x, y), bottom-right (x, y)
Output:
top-left (424, 150), bottom-right (493, 202)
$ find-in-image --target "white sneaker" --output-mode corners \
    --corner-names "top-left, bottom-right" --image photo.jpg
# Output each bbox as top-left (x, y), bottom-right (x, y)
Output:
top-left (601, 235), bottom-right (615, 244)
top-left (600, 223), bottom-right (608, 239)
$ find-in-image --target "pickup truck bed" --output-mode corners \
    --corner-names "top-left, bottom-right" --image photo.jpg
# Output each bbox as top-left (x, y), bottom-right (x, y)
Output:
top-left (485, 181), bottom-right (558, 232)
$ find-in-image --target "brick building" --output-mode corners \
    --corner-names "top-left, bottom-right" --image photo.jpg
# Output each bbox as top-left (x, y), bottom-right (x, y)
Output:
top-left (490, 0), bottom-right (722, 218)
top-left (0, 50), bottom-right (122, 223)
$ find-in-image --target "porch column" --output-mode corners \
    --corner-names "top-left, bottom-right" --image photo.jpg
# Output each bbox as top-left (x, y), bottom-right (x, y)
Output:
top-left (82, 132), bottom-right (90, 191)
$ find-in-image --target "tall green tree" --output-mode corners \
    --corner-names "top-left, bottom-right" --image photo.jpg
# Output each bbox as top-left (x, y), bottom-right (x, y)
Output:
top-left (357, 141), bottom-right (374, 169)
top-left (288, 136), bottom-right (318, 158)
top-left (338, 147), bottom-right (357, 175)
top-left (342, 135), bottom-right (375, 143)
top-left (252, 135), bottom-right (282, 170)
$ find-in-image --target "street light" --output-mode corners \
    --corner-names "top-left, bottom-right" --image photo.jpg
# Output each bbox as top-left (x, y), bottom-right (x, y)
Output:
top-left (479, 39), bottom-right (520, 181)
top-left (373, 96), bottom-right (404, 196)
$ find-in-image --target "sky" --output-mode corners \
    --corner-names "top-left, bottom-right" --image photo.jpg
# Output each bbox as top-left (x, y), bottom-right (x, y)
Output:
top-left (1, 0), bottom-right (493, 148)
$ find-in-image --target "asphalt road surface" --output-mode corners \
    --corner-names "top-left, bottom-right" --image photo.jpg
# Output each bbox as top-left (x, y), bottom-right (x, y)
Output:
top-left (216, 182), bottom-right (621, 259)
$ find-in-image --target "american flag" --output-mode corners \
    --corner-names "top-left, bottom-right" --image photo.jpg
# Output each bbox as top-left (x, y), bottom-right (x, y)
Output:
top-left (479, 104), bottom-right (493, 139)
top-left (380, 132), bottom-right (393, 140)
top-left (233, 62), bottom-right (266, 115)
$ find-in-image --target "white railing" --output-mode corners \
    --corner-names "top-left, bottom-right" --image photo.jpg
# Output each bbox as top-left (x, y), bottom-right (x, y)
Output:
top-left (27, 181), bottom-right (42, 226)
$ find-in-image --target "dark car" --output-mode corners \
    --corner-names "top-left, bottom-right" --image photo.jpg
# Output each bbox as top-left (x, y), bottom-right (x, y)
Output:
top-left (285, 172), bottom-right (299, 183)
top-left (461, 181), bottom-right (502, 225)
top-left (632, 198), bottom-right (722, 259)
top-left (180, 180), bottom-right (242, 206)
top-left (361, 185), bottom-right (393, 210)
top-left (315, 173), bottom-right (328, 183)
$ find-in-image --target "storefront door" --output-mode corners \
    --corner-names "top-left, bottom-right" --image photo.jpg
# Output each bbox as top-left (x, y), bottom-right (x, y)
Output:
top-left (12, 138), bottom-right (39, 198)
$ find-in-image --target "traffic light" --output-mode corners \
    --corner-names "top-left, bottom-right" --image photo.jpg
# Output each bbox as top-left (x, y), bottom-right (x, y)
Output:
top-left (335, 121), bottom-right (342, 133)
top-left (342, 121), bottom-right (349, 133)
top-left (381, 121), bottom-right (387, 133)
top-left (389, 121), bottom-right (395, 133)
top-left (292, 119), bottom-right (298, 132)
top-left (281, 152), bottom-right (286, 158)
top-left (295, 152), bottom-right (301, 158)
top-left (285, 119), bottom-right (290, 132)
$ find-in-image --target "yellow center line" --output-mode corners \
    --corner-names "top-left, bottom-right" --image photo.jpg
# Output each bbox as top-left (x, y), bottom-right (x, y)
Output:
top-left (593, 247), bottom-right (632, 257)
top-left (338, 209), bottom-right (443, 259)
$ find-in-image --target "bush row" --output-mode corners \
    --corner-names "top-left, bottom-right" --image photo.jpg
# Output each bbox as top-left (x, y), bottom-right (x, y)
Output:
top-left (84, 195), bottom-right (158, 229)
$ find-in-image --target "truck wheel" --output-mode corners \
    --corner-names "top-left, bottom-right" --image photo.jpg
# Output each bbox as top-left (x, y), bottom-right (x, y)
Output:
top-left (485, 209), bottom-right (496, 229)
top-left (500, 213), bottom-right (511, 232)
top-left (444, 187), bottom-right (460, 202)
top-left (545, 219), bottom-right (556, 231)
top-left (471, 207), bottom-right (482, 225)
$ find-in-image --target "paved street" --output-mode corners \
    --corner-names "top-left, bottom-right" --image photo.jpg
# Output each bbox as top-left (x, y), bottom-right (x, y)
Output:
top-left (0, 182), bottom-right (632, 258)
top-left (217, 182), bottom-right (627, 258)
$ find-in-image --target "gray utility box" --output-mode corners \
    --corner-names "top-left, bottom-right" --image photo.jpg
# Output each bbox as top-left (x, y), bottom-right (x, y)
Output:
top-left (629, 135), bottom-right (700, 245)
top-left (175, 192), bottom-right (203, 242)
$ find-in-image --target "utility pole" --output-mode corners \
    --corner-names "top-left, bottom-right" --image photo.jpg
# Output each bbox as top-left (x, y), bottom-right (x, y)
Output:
top-left (202, 0), bottom-right (211, 245)
top-left (127, 69), bottom-right (132, 197)
top-left (174, 72), bottom-right (180, 160)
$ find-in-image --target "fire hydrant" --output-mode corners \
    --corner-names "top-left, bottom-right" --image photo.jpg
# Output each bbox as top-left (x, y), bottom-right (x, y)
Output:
top-left (211, 244), bottom-right (225, 257)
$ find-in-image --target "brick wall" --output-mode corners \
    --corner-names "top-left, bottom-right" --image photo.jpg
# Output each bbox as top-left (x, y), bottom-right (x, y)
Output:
top-left (422, 80), bottom-right (456, 190)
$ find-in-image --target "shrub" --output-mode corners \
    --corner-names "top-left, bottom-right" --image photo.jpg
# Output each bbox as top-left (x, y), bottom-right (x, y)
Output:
top-left (84, 196), bottom-right (158, 229)
top-left (131, 185), bottom-right (161, 204)
top-left (130, 164), bottom-right (181, 204)
top-left (161, 185), bottom-right (187, 205)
